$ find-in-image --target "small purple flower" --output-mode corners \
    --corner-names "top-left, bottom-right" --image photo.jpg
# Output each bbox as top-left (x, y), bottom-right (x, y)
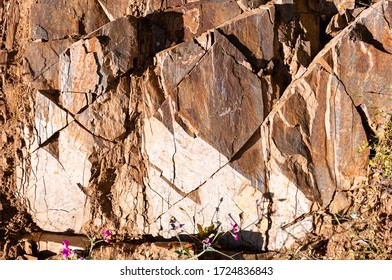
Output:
top-left (62, 240), bottom-right (69, 247)
top-left (233, 234), bottom-right (239, 241)
top-left (105, 239), bottom-right (111, 244)
top-left (202, 237), bottom-right (212, 247)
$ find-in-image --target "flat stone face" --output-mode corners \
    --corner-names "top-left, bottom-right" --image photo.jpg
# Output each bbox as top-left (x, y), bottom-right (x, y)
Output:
top-left (201, 1), bottom-right (242, 31)
top-left (27, 147), bottom-right (91, 232)
top-left (264, 65), bottom-right (368, 206)
top-left (97, 0), bottom-right (131, 20)
top-left (175, 32), bottom-right (264, 159)
top-left (30, 0), bottom-right (109, 41)
top-left (143, 106), bottom-right (229, 194)
top-left (23, 39), bottom-right (74, 90)
top-left (329, 11), bottom-right (392, 128)
top-left (219, 4), bottom-right (275, 69)
top-left (59, 39), bottom-right (102, 114)
top-left (155, 39), bottom-right (206, 95)
top-left (32, 91), bottom-right (72, 150)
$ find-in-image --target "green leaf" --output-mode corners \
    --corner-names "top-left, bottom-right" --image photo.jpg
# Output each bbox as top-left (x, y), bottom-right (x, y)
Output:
top-left (197, 224), bottom-right (204, 235)
top-left (174, 250), bottom-right (183, 256)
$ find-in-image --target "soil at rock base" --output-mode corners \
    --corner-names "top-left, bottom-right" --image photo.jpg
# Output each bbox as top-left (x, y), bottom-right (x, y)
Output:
top-left (0, 0), bottom-right (391, 260)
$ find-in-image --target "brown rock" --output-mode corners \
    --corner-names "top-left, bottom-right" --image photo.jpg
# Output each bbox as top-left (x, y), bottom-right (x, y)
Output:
top-left (75, 76), bottom-right (130, 141)
top-left (155, 39), bottom-right (206, 95)
top-left (219, 3), bottom-right (275, 70)
top-left (30, 0), bottom-right (109, 41)
top-left (59, 16), bottom-right (139, 114)
top-left (329, 191), bottom-right (351, 214)
top-left (260, 1), bottom-right (392, 208)
top-left (174, 31), bottom-right (265, 159)
top-left (201, 1), bottom-right (242, 31)
top-left (23, 39), bottom-right (74, 90)
top-left (97, 0), bottom-right (131, 20)
top-left (86, 16), bottom-right (139, 76)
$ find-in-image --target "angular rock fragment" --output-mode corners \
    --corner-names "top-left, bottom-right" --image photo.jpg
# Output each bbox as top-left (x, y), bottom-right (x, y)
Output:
top-left (59, 38), bottom-right (103, 114)
top-left (75, 76), bottom-right (130, 142)
top-left (97, 0), bottom-right (132, 21)
top-left (219, 3), bottom-right (275, 70)
top-left (59, 16), bottom-right (138, 115)
top-left (174, 32), bottom-right (265, 159)
top-left (328, 3), bottom-right (392, 129)
top-left (22, 117), bottom-right (113, 232)
top-left (23, 39), bottom-right (74, 90)
top-left (32, 91), bottom-right (73, 150)
top-left (30, 0), bottom-right (109, 41)
top-left (155, 39), bottom-right (206, 95)
top-left (263, 64), bottom-right (368, 206)
top-left (201, 1), bottom-right (243, 31)
top-left (144, 101), bottom-right (229, 194)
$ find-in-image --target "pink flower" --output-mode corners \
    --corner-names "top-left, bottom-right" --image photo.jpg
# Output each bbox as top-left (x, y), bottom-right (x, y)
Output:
top-left (61, 240), bottom-right (72, 259)
top-left (103, 230), bottom-right (111, 244)
top-left (231, 223), bottom-right (239, 233)
top-left (233, 234), bottom-right (239, 241)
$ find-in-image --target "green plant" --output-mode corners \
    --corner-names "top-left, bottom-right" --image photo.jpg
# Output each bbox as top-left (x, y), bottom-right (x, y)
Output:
top-left (171, 217), bottom-right (241, 260)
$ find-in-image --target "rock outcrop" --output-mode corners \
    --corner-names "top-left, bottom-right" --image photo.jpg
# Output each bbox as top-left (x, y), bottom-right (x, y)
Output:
top-left (17, 0), bottom-right (392, 252)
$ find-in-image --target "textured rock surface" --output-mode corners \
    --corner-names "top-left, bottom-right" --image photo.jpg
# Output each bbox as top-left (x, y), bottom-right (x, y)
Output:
top-left (30, 0), bottom-right (109, 41)
top-left (15, 0), bottom-right (392, 255)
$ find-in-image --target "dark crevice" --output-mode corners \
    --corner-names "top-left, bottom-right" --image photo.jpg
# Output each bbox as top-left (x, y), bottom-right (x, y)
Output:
top-left (356, 104), bottom-right (378, 158)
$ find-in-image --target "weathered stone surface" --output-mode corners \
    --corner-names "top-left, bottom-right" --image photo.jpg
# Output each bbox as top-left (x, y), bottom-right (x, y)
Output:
top-left (75, 77), bottom-right (130, 141)
top-left (98, 0), bottom-right (132, 21)
top-left (219, 4), bottom-right (275, 70)
top-left (328, 7), bottom-right (392, 129)
top-left (86, 16), bottom-right (139, 77)
top-left (23, 39), bottom-right (74, 90)
top-left (143, 102), bottom-right (229, 194)
top-left (59, 38), bottom-right (103, 114)
top-left (16, 0), bottom-right (392, 256)
top-left (275, 0), bottom-right (321, 77)
top-left (155, 39), bottom-right (206, 95)
top-left (59, 16), bottom-right (138, 114)
top-left (23, 110), bottom-right (113, 232)
top-left (32, 91), bottom-right (73, 150)
top-left (174, 32), bottom-right (264, 159)
top-left (201, 1), bottom-right (242, 31)
top-left (259, 0), bottom-right (392, 211)
top-left (30, 0), bottom-right (109, 41)
top-left (26, 147), bottom-right (91, 232)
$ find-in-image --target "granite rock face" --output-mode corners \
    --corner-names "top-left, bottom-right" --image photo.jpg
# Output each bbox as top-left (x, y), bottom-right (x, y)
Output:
top-left (18, 0), bottom-right (392, 252)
